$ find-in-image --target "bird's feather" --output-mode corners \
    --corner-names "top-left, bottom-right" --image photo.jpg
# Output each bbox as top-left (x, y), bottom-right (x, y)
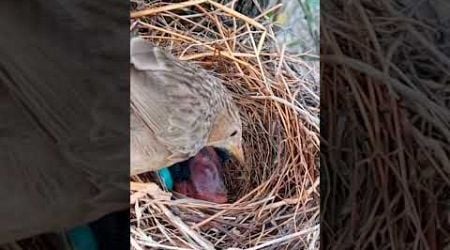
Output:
top-left (130, 38), bottom-right (231, 174)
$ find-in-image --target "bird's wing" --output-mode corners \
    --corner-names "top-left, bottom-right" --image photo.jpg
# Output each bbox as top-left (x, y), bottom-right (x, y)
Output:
top-left (130, 38), bottom-right (224, 169)
top-left (0, 2), bottom-right (129, 242)
top-left (131, 108), bottom-right (171, 174)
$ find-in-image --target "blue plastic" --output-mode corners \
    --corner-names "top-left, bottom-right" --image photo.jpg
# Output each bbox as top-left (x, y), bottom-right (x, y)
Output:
top-left (158, 167), bottom-right (174, 191)
top-left (67, 225), bottom-right (98, 250)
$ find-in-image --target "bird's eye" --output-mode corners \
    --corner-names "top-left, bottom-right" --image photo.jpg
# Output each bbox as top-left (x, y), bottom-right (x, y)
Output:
top-left (230, 130), bottom-right (237, 137)
top-left (215, 148), bottom-right (230, 163)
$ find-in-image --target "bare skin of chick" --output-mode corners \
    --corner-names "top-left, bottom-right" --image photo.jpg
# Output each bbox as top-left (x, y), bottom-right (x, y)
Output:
top-left (170, 147), bottom-right (228, 203)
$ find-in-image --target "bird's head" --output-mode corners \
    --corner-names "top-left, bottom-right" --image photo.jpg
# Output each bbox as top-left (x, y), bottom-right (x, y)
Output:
top-left (171, 147), bottom-right (228, 203)
top-left (207, 104), bottom-right (244, 164)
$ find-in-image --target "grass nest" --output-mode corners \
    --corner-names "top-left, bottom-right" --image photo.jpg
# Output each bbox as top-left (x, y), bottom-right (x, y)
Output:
top-left (130, 1), bottom-right (319, 249)
top-left (321, 0), bottom-right (450, 248)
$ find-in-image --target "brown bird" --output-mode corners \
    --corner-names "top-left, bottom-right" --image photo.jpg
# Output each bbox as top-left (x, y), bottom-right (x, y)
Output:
top-left (130, 37), bottom-right (244, 176)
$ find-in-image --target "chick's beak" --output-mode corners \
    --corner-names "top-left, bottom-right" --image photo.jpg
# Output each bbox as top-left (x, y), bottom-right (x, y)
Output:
top-left (229, 144), bottom-right (245, 164)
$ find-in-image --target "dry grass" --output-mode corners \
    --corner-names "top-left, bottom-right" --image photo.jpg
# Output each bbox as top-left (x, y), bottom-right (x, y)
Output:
top-left (130, 1), bottom-right (319, 249)
top-left (321, 1), bottom-right (450, 249)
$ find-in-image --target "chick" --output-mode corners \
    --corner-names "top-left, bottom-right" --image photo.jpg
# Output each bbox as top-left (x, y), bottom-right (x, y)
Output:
top-left (169, 147), bottom-right (228, 203)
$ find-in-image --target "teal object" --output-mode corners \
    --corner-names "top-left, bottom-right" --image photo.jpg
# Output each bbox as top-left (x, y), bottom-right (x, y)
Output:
top-left (67, 225), bottom-right (98, 250)
top-left (158, 167), bottom-right (174, 191)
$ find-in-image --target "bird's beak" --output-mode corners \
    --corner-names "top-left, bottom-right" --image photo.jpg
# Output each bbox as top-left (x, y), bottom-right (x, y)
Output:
top-left (229, 144), bottom-right (245, 164)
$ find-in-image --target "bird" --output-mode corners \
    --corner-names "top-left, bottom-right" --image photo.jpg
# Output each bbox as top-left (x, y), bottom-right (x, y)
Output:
top-left (0, 1), bottom-right (132, 246)
top-left (130, 37), bottom-right (244, 177)
top-left (170, 146), bottom-right (228, 203)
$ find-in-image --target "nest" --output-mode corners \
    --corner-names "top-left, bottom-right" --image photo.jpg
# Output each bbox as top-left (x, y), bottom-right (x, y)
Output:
top-left (321, 1), bottom-right (450, 248)
top-left (130, 1), bottom-right (319, 249)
